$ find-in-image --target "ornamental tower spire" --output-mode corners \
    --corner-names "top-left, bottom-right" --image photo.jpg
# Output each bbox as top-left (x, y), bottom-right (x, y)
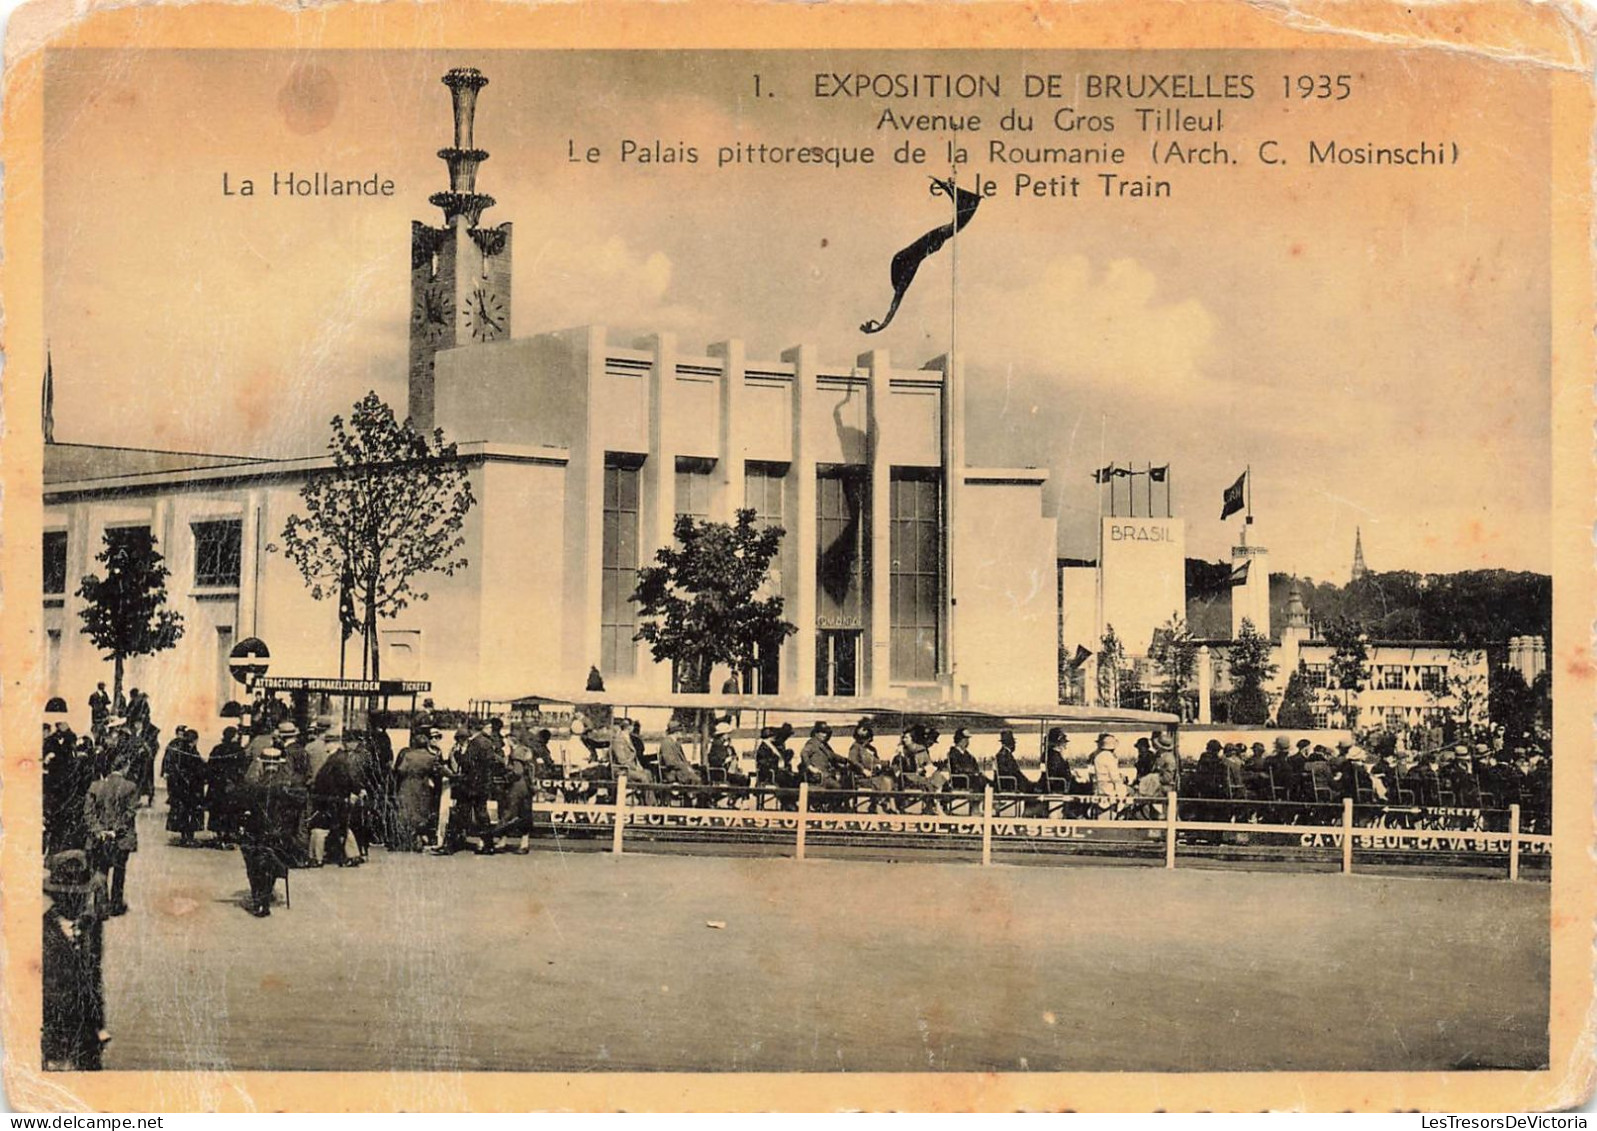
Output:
top-left (430, 68), bottom-right (495, 229)
top-left (408, 66), bottom-right (513, 433)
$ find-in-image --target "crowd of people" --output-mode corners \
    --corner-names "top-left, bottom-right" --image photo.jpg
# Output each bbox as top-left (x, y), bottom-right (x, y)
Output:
top-left (40, 681), bottom-right (1556, 1070)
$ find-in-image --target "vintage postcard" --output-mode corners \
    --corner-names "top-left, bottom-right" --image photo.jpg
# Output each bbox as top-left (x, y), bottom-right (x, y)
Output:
top-left (2, 0), bottom-right (1593, 1113)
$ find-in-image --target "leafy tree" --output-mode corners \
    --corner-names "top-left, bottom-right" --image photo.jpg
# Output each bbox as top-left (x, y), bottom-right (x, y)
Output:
top-left (633, 509), bottom-right (796, 693)
top-left (1323, 616), bottom-right (1370, 730)
top-left (76, 528), bottom-right (185, 704)
top-left (1227, 617), bottom-right (1279, 725)
top-left (1097, 625), bottom-right (1127, 708)
top-left (1148, 614), bottom-right (1199, 719)
top-left (279, 392), bottom-right (476, 680)
top-left (1275, 666), bottom-right (1317, 729)
top-left (1438, 643), bottom-right (1489, 738)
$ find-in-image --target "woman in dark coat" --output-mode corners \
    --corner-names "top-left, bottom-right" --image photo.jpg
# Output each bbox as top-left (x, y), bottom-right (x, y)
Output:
top-left (393, 731), bottom-right (444, 852)
top-left (205, 727), bottom-right (250, 845)
top-left (161, 728), bottom-right (207, 845)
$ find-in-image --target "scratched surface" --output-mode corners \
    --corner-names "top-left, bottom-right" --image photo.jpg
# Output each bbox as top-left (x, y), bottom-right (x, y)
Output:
top-left (100, 803), bottom-right (1547, 1074)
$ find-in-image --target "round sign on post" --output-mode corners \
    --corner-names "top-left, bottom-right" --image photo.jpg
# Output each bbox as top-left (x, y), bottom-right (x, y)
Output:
top-left (229, 637), bottom-right (271, 690)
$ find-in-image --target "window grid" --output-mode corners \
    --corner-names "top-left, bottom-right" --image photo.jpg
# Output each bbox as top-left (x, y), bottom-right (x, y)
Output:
top-left (43, 531), bottom-right (67, 595)
top-left (601, 459), bottom-right (642, 677)
top-left (889, 469), bottom-right (941, 682)
top-left (192, 520), bottom-right (243, 589)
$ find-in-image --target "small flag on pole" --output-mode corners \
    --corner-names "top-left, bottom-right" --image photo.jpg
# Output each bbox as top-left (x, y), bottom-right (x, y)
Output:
top-left (1220, 470), bottom-right (1247, 520)
top-left (1149, 465), bottom-right (1169, 483)
top-left (1230, 559), bottom-right (1251, 585)
top-left (1070, 645), bottom-right (1093, 669)
top-left (1112, 466), bottom-right (1133, 478)
top-left (1092, 464), bottom-right (1116, 484)
top-left (860, 176), bottom-right (982, 334)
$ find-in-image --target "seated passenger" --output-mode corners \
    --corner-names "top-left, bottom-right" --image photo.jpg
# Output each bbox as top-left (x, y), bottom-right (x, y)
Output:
top-left (846, 722), bottom-right (895, 793)
top-left (1090, 733), bottom-right (1127, 800)
top-left (755, 724), bottom-right (800, 789)
top-left (946, 728), bottom-right (990, 793)
top-left (799, 722), bottom-right (842, 790)
top-left (654, 718), bottom-right (699, 787)
top-left (1041, 727), bottom-right (1072, 793)
top-left (994, 730), bottom-right (1038, 794)
top-left (706, 722), bottom-right (749, 791)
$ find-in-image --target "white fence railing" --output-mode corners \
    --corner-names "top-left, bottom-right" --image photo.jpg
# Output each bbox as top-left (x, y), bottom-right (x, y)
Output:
top-left (526, 778), bottom-right (1551, 880)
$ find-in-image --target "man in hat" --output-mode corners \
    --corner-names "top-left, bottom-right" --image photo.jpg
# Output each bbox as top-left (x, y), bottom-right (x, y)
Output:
top-left (442, 718), bottom-right (500, 855)
top-left (263, 721), bottom-right (315, 868)
top-left (654, 717), bottom-right (697, 789)
top-left (410, 698), bottom-right (437, 748)
top-left (88, 682), bottom-right (111, 740)
top-left (83, 742), bottom-right (137, 917)
top-left (43, 699), bottom-right (86, 855)
top-left (754, 724), bottom-right (799, 803)
top-left (994, 729), bottom-right (1038, 795)
top-left (800, 721), bottom-right (842, 790)
top-left (161, 726), bottom-right (207, 847)
top-left (842, 721), bottom-right (894, 806)
top-left (947, 727), bottom-right (990, 795)
top-left (42, 849), bottom-right (108, 1071)
top-left (238, 730), bottom-right (305, 916)
top-left (1042, 727), bottom-right (1072, 792)
top-left (310, 720), bottom-right (363, 867)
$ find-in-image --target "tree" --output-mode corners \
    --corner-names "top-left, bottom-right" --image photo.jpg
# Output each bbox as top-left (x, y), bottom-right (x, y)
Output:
top-left (1323, 615), bottom-right (1371, 730)
top-left (1276, 666), bottom-right (1316, 729)
top-left (76, 528), bottom-right (185, 704)
top-left (633, 509), bottom-right (797, 693)
top-left (1097, 625), bottom-right (1127, 708)
top-left (1439, 644), bottom-right (1489, 739)
top-left (1148, 614), bottom-right (1199, 719)
top-left (279, 392), bottom-right (476, 680)
top-left (1227, 616), bottom-right (1279, 725)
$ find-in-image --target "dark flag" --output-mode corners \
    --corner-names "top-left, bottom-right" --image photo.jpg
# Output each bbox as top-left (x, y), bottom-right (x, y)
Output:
top-left (338, 567), bottom-right (359, 641)
top-left (1220, 470), bottom-right (1247, 519)
top-left (1113, 466), bottom-right (1133, 478)
top-left (1149, 465), bottom-right (1169, 483)
top-left (1070, 645), bottom-right (1093, 669)
top-left (1230, 559), bottom-right (1250, 585)
top-left (861, 176), bottom-right (982, 334)
top-left (1092, 464), bottom-right (1116, 484)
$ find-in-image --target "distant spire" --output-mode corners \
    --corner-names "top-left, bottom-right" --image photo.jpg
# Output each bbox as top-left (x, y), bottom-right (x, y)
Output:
top-left (41, 348), bottom-right (55, 444)
top-left (1351, 526), bottom-right (1369, 581)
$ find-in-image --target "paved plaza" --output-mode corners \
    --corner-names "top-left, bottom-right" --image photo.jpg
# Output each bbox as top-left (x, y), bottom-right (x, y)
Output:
top-left (101, 806), bottom-right (1549, 1074)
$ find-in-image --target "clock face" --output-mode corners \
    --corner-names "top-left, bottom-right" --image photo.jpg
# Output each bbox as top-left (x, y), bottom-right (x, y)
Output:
top-left (464, 287), bottom-right (507, 342)
top-left (412, 282), bottom-right (453, 343)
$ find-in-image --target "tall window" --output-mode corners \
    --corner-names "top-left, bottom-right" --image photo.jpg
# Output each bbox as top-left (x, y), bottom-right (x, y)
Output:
top-left (43, 531), bottom-right (67, 595)
top-left (743, 462), bottom-right (789, 695)
top-left (816, 466), bottom-right (867, 696)
top-left (744, 462), bottom-right (787, 531)
top-left (890, 468), bottom-right (941, 682)
top-left (674, 457), bottom-right (715, 524)
top-left (601, 455), bottom-right (643, 678)
top-left (192, 519), bottom-right (243, 588)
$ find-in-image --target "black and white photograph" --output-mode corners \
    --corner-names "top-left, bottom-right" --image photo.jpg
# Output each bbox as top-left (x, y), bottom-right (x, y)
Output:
top-left (10, 4), bottom-right (1594, 1111)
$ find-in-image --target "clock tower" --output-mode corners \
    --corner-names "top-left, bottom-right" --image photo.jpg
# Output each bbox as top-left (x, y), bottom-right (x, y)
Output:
top-left (408, 67), bottom-right (513, 432)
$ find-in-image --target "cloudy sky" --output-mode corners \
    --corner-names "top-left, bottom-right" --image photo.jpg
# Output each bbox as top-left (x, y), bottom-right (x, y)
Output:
top-left (44, 49), bottom-right (1550, 581)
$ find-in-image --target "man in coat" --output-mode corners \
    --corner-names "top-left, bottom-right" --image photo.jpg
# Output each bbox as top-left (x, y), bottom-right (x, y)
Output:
top-left (799, 722), bottom-right (842, 789)
top-left (310, 723), bottom-right (362, 868)
top-left (238, 736), bottom-right (305, 917)
top-left (654, 718), bottom-right (698, 789)
top-left (42, 850), bottom-right (107, 1071)
top-left (1091, 733), bottom-right (1127, 804)
top-left (1042, 727), bottom-right (1072, 791)
top-left (161, 727), bottom-right (207, 846)
top-left (947, 728), bottom-right (991, 795)
top-left (994, 729), bottom-right (1038, 795)
top-left (87, 683), bottom-right (111, 740)
top-left (43, 702), bottom-right (86, 855)
top-left (83, 744), bottom-right (138, 917)
top-left (442, 719), bottom-right (499, 855)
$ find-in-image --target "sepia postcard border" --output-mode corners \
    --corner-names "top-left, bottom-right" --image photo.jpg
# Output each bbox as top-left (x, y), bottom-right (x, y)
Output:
top-left (1, 0), bottom-right (1593, 1112)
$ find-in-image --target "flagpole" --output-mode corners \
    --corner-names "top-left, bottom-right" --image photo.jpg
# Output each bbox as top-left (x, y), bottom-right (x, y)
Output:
top-left (1146, 462), bottom-right (1153, 519)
